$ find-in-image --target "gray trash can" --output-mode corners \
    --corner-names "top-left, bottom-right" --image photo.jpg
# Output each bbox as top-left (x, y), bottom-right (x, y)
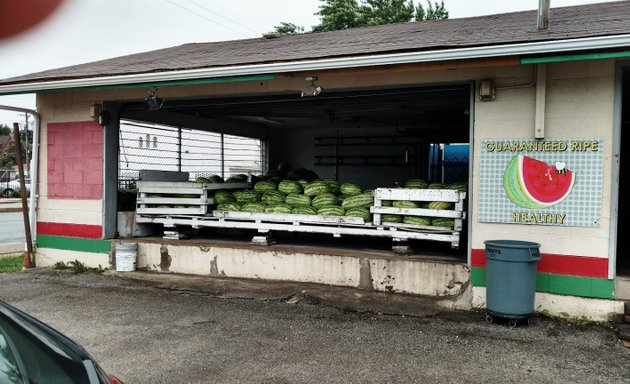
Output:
top-left (484, 240), bottom-right (541, 325)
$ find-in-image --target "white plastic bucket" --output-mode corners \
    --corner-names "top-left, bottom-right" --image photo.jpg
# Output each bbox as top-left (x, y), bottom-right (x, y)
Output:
top-left (115, 243), bottom-right (137, 272)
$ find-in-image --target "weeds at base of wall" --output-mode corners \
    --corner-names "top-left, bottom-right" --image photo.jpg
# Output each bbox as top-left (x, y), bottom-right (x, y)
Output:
top-left (537, 308), bottom-right (615, 329)
top-left (54, 260), bottom-right (107, 274)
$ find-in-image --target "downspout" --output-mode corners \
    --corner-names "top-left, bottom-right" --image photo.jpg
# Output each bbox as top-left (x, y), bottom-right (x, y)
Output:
top-left (535, 0), bottom-right (550, 139)
top-left (534, 63), bottom-right (547, 139)
top-left (0, 104), bottom-right (40, 249)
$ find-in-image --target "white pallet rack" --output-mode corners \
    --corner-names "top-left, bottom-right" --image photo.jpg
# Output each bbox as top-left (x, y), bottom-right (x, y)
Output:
top-left (135, 187), bottom-right (466, 249)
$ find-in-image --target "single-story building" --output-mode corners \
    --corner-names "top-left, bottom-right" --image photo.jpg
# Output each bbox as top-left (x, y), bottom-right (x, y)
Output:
top-left (1, 1), bottom-right (630, 321)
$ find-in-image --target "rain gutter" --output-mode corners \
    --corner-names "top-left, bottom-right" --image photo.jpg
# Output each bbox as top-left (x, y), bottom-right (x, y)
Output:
top-left (1, 34), bottom-right (630, 95)
top-left (0, 105), bottom-right (40, 248)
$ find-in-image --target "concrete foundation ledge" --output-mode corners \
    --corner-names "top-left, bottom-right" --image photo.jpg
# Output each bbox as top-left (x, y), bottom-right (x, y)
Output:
top-left (131, 239), bottom-right (472, 310)
top-left (472, 286), bottom-right (624, 323)
top-left (105, 270), bottom-right (472, 317)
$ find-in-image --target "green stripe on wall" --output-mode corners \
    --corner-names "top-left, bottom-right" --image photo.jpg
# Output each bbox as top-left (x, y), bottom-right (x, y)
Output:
top-left (471, 267), bottom-right (614, 300)
top-left (471, 267), bottom-right (486, 286)
top-left (521, 50), bottom-right (630, 64)
top-left (37, 235), bottom-right (111, 254)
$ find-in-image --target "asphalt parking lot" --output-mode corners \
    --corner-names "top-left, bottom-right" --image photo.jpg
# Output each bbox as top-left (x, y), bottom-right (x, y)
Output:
top-left (1, 268), bottom-right (629, 384)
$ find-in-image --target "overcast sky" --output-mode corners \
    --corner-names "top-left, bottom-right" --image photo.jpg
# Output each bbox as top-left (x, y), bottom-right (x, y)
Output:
top-left (0, 0), bottom-right (619, 127)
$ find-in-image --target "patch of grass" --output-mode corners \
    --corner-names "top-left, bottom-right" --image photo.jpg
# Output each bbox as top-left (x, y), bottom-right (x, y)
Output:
top-left (537, 307), bottom-right (603, 327)
top-left (0, 254), bottom-right (23, 273)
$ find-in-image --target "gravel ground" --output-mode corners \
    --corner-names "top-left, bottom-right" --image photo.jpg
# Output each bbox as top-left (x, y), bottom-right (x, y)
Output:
top-left (0, 269), bottom-right (629, 384)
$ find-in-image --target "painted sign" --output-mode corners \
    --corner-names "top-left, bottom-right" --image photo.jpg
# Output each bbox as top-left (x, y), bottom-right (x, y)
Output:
top-left (479, 138), bottom-right (603, 227)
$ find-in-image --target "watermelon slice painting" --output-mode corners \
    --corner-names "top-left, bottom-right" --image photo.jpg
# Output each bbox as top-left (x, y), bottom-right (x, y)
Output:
top-left (503, 155), bottom-right (576, 209)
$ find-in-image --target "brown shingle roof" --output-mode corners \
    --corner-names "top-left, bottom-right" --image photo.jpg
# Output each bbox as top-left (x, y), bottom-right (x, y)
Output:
top-left (2, 1), bottom-right (630, 86)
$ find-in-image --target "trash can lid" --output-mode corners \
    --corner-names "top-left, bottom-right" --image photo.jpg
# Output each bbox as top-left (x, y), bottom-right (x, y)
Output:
top-left (484, 240), bottom-right (541, 262)
top-left (484, 240), bottom-right (541, 249)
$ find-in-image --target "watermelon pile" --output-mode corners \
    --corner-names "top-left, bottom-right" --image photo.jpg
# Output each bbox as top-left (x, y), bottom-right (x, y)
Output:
top-left (201, 167), bottom-right (465, 230)
top-left (209, 164), bottom-right (374, 220)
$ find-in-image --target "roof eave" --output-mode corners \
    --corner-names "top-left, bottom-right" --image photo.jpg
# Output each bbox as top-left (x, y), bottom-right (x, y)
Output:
top-left (2, 33), bottom-right (630, 96)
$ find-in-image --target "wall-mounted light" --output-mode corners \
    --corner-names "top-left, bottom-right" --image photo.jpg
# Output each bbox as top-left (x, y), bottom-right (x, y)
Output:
top-left (479, 79), bottom-right (495, 101)
top-left (97, 111), bottom-right (111, 126)
top-left (146, 87), bottom-right (165, 110)
top-left (300, 76), bottom-right (323, 97)
top-left (89, 103), bottom-right (102, 119)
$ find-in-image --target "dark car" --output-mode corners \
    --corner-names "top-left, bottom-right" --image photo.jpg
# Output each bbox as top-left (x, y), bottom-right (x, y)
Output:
top-left (0, 300), bottom-right (123, 383)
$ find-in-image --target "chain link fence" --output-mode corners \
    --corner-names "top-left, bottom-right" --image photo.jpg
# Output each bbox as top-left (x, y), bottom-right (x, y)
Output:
top-left (119, 120), bottom-right (266, 190)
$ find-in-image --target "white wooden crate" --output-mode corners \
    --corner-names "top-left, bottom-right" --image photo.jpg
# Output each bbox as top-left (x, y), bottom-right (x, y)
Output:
top-left (371, 188), bottom-right (467, 230)
top-left (136, 181), bottom-right (250, 216)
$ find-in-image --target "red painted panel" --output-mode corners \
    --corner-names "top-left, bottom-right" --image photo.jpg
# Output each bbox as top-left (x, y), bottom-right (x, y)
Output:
top-left (47, 121), bottom-right (102, 199)
top-left (37, 222), bottom-right (102, 239)
top-left (471, 248), bottom-right (608, 278)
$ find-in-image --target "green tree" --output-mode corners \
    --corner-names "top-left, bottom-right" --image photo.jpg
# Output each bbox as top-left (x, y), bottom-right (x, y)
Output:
top-left (359, 0), bottom-right (415, 27)
top-left (0, 127), bottom-right (32, 168)
top-left (416, 0), bottom-right (448, 20)
top-left (273, 0), bottom-right (448, 35)
top-left (312, 0), bottom-right (362, 32)
top-left (272, 22), bottom-right (305, 35)
top-left (0, 124), bottom-right (10, 136)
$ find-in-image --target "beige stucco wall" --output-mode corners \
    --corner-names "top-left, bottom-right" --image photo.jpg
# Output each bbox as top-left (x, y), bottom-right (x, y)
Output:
top-left (35, 59), bottom-right (618, 265)
top-left (471, 59), bottom-right (616, 259)
top-left (36, 95), bottom-right (105, 226)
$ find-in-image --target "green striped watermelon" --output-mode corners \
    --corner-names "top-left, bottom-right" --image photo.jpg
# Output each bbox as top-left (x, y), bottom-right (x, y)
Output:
top-left (312, 193), bottom-right (338, 209)
top-left (285, 193), bottom-right (311, 207)
top-left (278, 180), bottom-right (302, 194)
top-left (292, 206), bottom-right (317, 215)
top-left (318, 206), bottom-right (345, 216)
top-left (304, 181), bottom-right (330, 196)
top-left (341, 194), bottom-right (374, 209)
top-left (392, 200), bottom-right (419, 208)
top-left (404, 179), bottom-right (429, 188)
top-left (402, 216), bottom-right (432, 226)
top-left (235, 190), bottom-right (260, 203)
top-left (254, 181), bottom-right (277, 192)
top-left (261, 190), bottom-right (286, 205)
top-left (265, 204), bottom-right (292, 214)
top-left (340, 183), bottom-right (362, 196)
top-left (345, 208), bottom-right (371, 221)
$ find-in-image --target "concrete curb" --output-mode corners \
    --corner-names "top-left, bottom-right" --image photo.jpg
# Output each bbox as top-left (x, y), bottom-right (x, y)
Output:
top-left (0, 199), bottom-right (23, 213)
top-left (0, 243), bottom-right (23, 256)
top-left (105, 270), bottom-right (466, 318)
top-left (0, 207), bottom-right (23, 213)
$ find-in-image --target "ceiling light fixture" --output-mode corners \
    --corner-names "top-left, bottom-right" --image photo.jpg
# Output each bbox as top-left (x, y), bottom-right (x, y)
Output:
top-left (146, 87), bottom-right (165, 110)
top-left (300, 76), bottom-right (323, 97)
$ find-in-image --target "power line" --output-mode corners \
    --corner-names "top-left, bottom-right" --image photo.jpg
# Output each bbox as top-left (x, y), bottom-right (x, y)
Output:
top-left (182, 0), bottom-right (261, 36)
top-left (163, 0), bottom-right (254, 38)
